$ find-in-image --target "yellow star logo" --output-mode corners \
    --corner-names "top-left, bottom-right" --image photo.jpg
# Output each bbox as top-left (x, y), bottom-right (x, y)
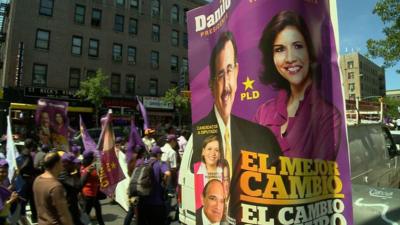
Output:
top-left (242, 76), bottom-right (255, 91)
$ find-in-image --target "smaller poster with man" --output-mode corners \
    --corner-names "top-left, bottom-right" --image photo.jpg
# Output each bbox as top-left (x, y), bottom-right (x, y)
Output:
top-left (36, 99), bottom-right (70, 151)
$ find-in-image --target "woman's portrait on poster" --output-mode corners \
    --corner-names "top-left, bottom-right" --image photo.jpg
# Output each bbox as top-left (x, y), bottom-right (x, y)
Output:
top-left (255, 10), bottom-right (341, 160)
top-left (194, 135), bottom-right (224, 209)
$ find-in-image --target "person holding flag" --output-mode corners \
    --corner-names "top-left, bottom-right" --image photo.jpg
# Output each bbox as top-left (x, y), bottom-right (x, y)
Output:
top-left (80, 150), bottom-right (104, 225)
top-left (0, 159), bottom-right (19, 225)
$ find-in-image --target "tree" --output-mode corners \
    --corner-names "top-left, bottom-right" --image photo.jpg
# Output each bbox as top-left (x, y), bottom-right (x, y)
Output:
top-left (75, 69), bottom-right (110, 126)
top-left (366, 0), bottom-right (400, 73)
top-left (163, 87), bottom-right (191, 126)
top-left (384, 96), bottom-right (400, 119)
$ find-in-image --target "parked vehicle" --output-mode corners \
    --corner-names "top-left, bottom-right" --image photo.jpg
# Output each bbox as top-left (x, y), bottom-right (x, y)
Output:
top-left (348, 124), bottom-right (400, 188)
top-left (178, 124), bottom-right (400, 224)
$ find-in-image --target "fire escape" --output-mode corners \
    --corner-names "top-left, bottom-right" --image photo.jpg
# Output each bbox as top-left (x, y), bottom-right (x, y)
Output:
top-left (0, 2), bottom-right (10, 69)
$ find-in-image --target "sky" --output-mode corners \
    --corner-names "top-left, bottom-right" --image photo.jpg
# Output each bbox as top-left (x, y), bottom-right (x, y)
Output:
top-left (203, 0), bottom-right (399, 91)
top-left (337, 0), bottom-right (399, 90)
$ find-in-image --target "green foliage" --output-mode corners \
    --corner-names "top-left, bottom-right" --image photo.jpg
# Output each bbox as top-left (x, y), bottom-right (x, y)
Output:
top-left (163, 87), bottom-right (190, 110)
top-left (75, 69), bottom-right (110, 109)
top-left (163, 87), bottom-right (191, 126)
top-left (366, 0), bottom-right (400, 72)
top-left (384, 96), bottom-right (400, 118)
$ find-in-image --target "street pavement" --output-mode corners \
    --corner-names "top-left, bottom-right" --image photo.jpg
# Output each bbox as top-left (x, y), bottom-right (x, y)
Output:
top-left (27, 198), bottom-right (181, 225)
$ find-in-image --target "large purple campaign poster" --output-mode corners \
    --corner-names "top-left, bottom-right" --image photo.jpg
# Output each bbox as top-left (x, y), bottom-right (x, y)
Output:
top-left (36, 99), bottom-right (70, 151)
top-left (188, 0), bottom-right (352, 224)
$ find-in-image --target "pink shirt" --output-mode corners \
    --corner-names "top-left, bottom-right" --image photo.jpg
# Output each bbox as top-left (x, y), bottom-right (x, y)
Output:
top-left (254, 85), bottom-right (341, 160)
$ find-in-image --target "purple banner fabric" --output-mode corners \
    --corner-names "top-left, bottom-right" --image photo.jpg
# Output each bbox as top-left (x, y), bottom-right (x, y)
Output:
top-left (137, 96), bottom-right (149, 130)
top-left (126, 118), bottom-right (144, 163)
top-left (79, 115), bottom-right (98, 156)
top-left (36, 99), bottom-right (69, 151)
top-left (97, 111), bottom-right (125, 196)
top-left (188, 0), bottom-right (352, 224)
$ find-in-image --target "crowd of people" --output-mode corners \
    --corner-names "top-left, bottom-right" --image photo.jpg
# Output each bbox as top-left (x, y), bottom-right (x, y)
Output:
top-left (0, 123), bottom-right (190, 225)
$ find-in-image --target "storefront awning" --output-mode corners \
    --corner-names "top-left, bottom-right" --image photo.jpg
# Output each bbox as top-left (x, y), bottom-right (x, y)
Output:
top-left (10, 103), bottom-right (93, 113)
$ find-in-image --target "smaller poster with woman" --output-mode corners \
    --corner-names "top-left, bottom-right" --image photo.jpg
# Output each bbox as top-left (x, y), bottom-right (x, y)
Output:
top-left (194, 135), bottom-right (230, 209)
top-left (36, 99), bottom-right (70, 151)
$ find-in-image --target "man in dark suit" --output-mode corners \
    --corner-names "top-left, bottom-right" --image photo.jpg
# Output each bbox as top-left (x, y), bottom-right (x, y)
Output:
top-left (196, 179), bottom-right (225, 225)
top-left (192, 31), bottom-right (282, 224)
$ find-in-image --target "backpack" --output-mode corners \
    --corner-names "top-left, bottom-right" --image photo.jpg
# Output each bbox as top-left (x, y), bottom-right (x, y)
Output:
top-left (128, 159), bottom-right (158, 197)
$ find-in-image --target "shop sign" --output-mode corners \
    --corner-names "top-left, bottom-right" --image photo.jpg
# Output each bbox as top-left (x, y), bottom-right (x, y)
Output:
top-left (143, 96), bottom-right (173, 110)
top-left (24, 87), bottom-right (78, 100)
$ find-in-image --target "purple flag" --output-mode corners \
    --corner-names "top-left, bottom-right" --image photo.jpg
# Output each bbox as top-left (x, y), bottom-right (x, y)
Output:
top-left (79, 115), bottom-right (98, 156)
top-left (136, 96), bottom-right (149, 130)
top-left (126, 118), bottom-right (145, 163)
top-left (97, 110), bottom-right (125, 196)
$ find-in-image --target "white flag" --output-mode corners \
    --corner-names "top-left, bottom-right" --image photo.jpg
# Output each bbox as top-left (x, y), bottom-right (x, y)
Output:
top-left (6, 116), bottom-right (19, 182)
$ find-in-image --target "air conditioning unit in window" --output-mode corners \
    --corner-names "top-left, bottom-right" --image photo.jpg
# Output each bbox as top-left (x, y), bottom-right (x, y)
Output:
top-left (151, 62), bottom-right (159, 69)
top-left (152, 35), bottom-right (159, 42)
top-left (113, 55), bottom-right (122, 61)
top-left (128, 60), bottom-right (136, 65)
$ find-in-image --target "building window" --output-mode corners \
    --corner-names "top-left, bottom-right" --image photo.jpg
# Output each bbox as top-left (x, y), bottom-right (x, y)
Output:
top-left (151, 51), bottom-right (159, 69)
top-left (87, 70), bottom-right (96, 78)
top-left (349, 83), bottom-right (355, 92)
top-left (32, 64), bottom-right (47, 87)
top-left (348, 72), bottom-right (354, 80)
top-left (88, 39), bottom-right (99, 57)
top-left (71, 36), bottom-right (83, 55)
top-left (151, 0), bottom-right (160, 18)
top-left (39, 0), bottom-right (53, 16)
top-left (128, 18), bottom-right (138, 35)
top-left (183, 8), bottom-right (188, 24)
top-left (127, 46), bottom-right (136, 64)
top-left (183, 32), bottom-right (188, 48)
top-left (149, 79), bottom-right (158, 96)
top-left (171, 30), bottom-right (179, 47)
top-left (35, 29), bottom-right (50, 50)
top-left (113, 43), bottom-right (123, 62)
top-left (114, 14), bottom-right (124, 32)
top-left (171, 55), bottom-right (178, 72)
top-left (74, 4), bottom-right (86, 24)
top-left (116, 0), bottom-right (124, 7)
top-left (182, 57), bottom-right (188, 73)
top-left (126, 74), bottom-right (135, 94)
top-left (152, 24), bottom-right (160, 42)
top-left (69, 68), bottom-right (80, 89)
top-left (170, 5), bottom-right (179, 23)
top-left (91, 9), bottom-right (102, 27)
top-left (130, 0), bottom-right (138, 8)
top-left (111, 73), bottom-right (121, 93)
top-left (347, 61), bottom-right (354, 69)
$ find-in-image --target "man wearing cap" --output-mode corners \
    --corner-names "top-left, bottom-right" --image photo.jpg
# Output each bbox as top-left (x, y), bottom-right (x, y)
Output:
top-left (33, 152), bottom-right (74, 225)
top-left (161, 134), bottom-right (178, 171)
top-left (80, 150), bottom-right (105, 225)
top-left (142, 128), bottom-right (156, 152)
top-left (136, 145), bottom-right (171, 225)
top-left (192, 31), bottom-right (282, 224)
top-left (58, 152), bottom-right (84, 225)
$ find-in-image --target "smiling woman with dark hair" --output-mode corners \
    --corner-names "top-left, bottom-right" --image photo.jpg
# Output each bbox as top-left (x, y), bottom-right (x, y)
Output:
top-left (255, 11), bottom-right (341, 160)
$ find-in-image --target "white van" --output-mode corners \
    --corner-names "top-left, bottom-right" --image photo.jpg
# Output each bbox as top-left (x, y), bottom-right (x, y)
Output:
top-left (178, 135), bottom-right (196, 225)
